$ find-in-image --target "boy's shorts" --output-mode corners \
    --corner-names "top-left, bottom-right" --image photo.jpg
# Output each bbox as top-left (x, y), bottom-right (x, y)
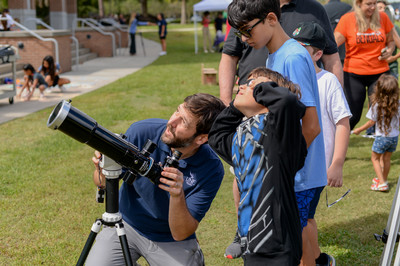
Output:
top-left (295, 188), bottom-right (317, 229)
top-left (308, 186), bottom-right (325, 219)
top-left (372, 136), bottom-right (398, 154)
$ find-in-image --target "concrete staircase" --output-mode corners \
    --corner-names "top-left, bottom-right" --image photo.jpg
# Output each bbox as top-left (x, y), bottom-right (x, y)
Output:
top-left (71, 42), bottom-right (98, 65)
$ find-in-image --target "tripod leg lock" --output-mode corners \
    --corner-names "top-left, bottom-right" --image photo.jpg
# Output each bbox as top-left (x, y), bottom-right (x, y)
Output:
top-left (116, 222), bottom-right (127, 237)
top-left (91, 219), bottom-right (102, 233)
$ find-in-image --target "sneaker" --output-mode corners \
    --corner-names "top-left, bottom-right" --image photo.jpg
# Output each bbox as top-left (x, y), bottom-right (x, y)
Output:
top-left (371, 182), bottom-right (389, 192)
top-left (59, 85), bottom-right (66, 92)
top-left (204, 49), bottom-right (208, 53)
top-left (372, 177), bottom-right (379, 184)
top-left (224, 230), bottom-right (242, 259)
top-left (316, 253), bottom-right (336, 266)
top-left (45, 88), bottom-right (53, 94)
top-left (159, 51), bottom-right (167, 56)
top-left (39, 93), bottom-right (45, 100)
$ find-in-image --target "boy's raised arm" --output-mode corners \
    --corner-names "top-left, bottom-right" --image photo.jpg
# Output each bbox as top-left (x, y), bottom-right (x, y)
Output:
top-left (208, 104), bottom-right (244, 165)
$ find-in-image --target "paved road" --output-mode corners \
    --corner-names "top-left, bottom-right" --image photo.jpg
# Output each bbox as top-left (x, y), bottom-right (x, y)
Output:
top-left (0, 38), bottom-right (160, 124)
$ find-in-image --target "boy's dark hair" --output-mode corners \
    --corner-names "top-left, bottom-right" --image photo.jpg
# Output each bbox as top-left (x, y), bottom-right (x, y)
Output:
top-left (204, 11), bottom-right (210, 16)
top-left (184, 93), bottom-right (226, 135)
top-left (23, 63), bottom-right (35, 73)
top-left (227, 0), bottom-right (280, 30)
top-left (248, 67), bottom-right (301, 99)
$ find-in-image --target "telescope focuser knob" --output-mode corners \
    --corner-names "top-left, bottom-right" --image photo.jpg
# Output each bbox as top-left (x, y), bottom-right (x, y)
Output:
top-left (164, 150), bottom-right (182, 168)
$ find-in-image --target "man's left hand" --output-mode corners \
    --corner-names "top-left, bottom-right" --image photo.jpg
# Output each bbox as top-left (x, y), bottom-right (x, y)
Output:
top-left (159, 167), bottom-right (184, 197)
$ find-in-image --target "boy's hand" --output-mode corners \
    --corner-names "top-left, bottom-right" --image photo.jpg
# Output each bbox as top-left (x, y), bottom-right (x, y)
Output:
top-left (352, 128), bottom-right (361, 135)
top-left (248, 77), bottom-right (271, 89)
top-left (327, 164), bottom-right (343, 187)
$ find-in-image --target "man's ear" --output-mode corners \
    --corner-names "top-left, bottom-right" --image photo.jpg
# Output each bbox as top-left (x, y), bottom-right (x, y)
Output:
top-left (195, 134), bottom-right (208, 145)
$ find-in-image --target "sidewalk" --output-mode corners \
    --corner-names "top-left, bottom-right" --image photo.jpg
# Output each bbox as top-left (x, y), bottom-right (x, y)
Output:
top-left (0, 38), bottom-right (160, 124)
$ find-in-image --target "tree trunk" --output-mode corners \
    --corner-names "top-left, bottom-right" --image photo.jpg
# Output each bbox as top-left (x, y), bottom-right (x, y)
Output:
top-left (98, 0), bottom-right (104, 17)
top-left (140, 0), bottom-right (148, 17)
top-left (181, 0), bottom-right (186, 24)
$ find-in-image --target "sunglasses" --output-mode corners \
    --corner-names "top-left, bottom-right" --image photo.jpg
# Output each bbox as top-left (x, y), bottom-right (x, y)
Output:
top-left (326, 187), bottom-right (351, 208)
top-left (236, 78), bottom-right (255, 94)
top-left (234, 16), bottom-right (266, 39)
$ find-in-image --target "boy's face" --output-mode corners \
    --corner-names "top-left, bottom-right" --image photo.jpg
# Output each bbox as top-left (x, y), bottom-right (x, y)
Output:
top-left (234, 77), bottom-right (270, 115)
top-left (238, 15), bottom-right (273, 50)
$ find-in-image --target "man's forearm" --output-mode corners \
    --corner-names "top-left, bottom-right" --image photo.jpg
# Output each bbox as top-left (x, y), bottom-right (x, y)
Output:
top-left (168, 193), bottom-right (199, 241)
top-left (219, 53), bottom-right (239, 106)
top-left (322, 52), bottom-right (343, 87)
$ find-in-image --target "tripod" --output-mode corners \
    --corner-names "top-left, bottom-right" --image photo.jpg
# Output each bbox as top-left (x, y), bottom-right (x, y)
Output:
top-left (76, 155), bottom-right (133, 266)
top-left (375, 176), bottom-right (400, 265)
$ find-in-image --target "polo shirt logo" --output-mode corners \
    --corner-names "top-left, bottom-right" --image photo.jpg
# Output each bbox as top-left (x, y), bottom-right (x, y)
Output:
top-left (186, 173), bottom-right (197, 186)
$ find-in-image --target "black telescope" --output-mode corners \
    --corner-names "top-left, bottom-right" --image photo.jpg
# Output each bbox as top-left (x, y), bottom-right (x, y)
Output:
top-left (47, 100), bottom-right (173, 185)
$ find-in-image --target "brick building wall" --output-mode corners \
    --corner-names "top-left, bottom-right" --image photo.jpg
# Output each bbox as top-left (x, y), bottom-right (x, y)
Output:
top-left (74, 28), bottom-right (114, 57)
top-left (0, 30), bottom-right (72, 72)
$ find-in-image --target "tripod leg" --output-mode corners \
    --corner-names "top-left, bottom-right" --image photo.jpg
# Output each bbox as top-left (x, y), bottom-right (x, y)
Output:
top-left (380, 176), bottom-right (400, 266)
top-left (76, 219), bottom-right (102, 266)
top-left (116, 222), bottom-right (134, 266)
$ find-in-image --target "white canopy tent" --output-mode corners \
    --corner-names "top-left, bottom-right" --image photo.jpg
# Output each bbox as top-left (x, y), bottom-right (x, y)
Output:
top-left (193, 0), bottom-right (232, 53)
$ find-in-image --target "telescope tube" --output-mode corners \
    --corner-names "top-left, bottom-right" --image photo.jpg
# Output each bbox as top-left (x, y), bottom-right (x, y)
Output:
top-left (47, 100), bottom-right (163, 183)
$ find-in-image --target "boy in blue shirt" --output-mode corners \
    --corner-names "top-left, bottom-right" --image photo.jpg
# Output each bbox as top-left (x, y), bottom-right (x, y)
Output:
top-left (227, 0), bottom-right (327, 264)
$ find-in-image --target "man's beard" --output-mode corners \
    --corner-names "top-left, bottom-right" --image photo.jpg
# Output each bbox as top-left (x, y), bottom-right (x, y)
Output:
top-left (161, 125), bottom-right (197, 148)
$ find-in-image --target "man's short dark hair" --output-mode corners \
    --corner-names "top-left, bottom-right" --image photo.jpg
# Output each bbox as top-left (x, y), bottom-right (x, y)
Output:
top-left (227, 0), bottom-right (281, 30)
top-left (184, 93), bottom-right (225, 135)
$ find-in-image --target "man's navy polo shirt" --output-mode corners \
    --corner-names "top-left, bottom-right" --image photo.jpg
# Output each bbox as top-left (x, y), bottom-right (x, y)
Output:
top-left (119, 118), bottom-right (224, 242)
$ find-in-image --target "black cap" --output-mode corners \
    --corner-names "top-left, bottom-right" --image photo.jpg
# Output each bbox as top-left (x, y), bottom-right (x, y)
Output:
top-left (292, 21), bottom-right (327, 50)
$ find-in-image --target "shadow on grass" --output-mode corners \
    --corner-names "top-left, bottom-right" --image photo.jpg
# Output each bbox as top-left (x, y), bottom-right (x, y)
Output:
top-left (319, 210), bottom-right (396, 265)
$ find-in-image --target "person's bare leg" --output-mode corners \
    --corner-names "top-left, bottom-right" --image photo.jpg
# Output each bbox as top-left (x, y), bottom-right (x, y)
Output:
top-left (300, 227), bottom-right (316, 266)
top-left (371, 151), bottom-right (384, 184)
top-left (382, 152), bottom-right (392, 183)
top-left (307, 218), bottom-right (320, 259)
top-left (58, 77), bottom-right (70, 86)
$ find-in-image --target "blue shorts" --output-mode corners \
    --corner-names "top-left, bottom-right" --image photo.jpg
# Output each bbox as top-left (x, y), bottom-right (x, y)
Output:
top-left (372, 136), bottom-right (398, 154)
top-left (308, 186), bottom-right (325, 219)
top-left (295, 188), bottom-right (317, 229)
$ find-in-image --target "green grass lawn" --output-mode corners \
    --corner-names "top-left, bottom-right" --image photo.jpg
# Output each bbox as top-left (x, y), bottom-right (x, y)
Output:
top-left (0, 29), bottom-right (399, 265)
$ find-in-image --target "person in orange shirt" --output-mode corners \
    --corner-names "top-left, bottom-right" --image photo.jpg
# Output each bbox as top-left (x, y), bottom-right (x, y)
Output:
top-left (335, 0), bottom-right (395, 130)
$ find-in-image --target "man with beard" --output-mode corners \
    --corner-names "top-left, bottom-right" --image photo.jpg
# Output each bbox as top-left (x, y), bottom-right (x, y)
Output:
top-left (86, 93), bottom-right (226, 266)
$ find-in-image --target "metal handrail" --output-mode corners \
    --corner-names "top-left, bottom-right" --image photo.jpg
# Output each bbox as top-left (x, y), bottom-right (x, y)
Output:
top-left (99, 18), bottom-right (129, 32)
top-left (72, 18), bottom-right (116, 57)
top-left (86, 18), bottom-right (122, 55)
top-left (1, 18), bottom-right (60, 63)
top-left (25, 17), bottom-right (54, 30)
top-left (24, 18), bottom-right (79, 69)
top-left (70, 36), bottom-right (79, 70)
